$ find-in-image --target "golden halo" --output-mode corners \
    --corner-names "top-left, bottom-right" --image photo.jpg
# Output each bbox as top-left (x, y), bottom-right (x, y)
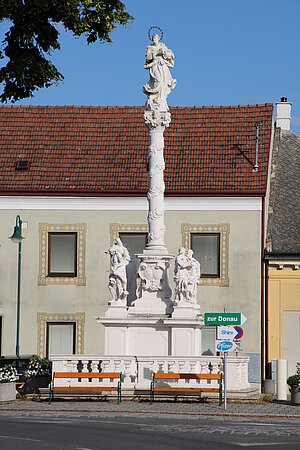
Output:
top-left (148, 26), bottom-right (163, 42)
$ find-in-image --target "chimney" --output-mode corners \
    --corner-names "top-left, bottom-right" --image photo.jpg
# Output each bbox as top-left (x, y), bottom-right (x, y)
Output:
top-left (276, 97), bottom-right (292, 131)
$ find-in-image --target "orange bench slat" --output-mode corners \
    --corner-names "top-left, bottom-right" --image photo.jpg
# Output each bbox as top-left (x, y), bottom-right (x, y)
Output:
top-left (54, 372), bottom-right (120, 379)
top-left (154, 373), bottom-right (221, 380)
top-left (52, 386), bottom-right (119, 392)
top-left (153, 387), bottom-right (220, 393)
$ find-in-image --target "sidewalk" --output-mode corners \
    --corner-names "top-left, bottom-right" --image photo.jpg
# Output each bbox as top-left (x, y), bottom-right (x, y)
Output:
top-left (0, 398), bottom-right (299, 419)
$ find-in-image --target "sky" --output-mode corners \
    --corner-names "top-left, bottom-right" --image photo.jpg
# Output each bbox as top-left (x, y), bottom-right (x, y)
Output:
top-left (0, 0), bottom-right (300, 132)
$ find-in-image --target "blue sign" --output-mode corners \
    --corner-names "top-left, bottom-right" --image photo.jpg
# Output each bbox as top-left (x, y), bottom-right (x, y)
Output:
top-left (216, 340), bottom-right (236, 352)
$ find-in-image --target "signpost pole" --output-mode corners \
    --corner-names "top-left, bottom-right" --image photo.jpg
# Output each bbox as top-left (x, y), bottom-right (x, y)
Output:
top-left (224, 351), bottom-right (227, 410)
top-left (223, 308), bottom-right (227, 410)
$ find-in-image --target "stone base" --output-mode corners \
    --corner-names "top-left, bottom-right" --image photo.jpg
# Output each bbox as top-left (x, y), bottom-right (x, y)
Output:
top-left (98, 315), bottom-right (204, 357)
top-left (0, 382), bottom-right (16, 402)
top-left (129, 296), bottom-right (173, 317)
top-left (262, 379), bottom-right (275, 394)
top-left (172, 302), bottom-right (201, 319)
top-left (104, 304), bottom-right (128, 318)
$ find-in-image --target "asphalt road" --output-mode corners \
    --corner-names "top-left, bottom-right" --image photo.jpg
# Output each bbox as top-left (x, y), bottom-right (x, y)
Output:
top-left (0, 412), bottom-right (300, 449)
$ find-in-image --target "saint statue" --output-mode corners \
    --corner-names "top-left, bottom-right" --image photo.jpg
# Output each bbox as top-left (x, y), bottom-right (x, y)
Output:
top-left (107, 238), bottom-right (130, 304)
top-left (174, 248), bottom-right (201, 304)
top-left (143, 30), bottom-right (176, 112)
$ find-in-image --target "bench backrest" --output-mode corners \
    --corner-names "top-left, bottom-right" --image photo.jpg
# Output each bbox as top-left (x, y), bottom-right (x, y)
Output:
top-left (53, 372), bottom-right (121, 380)
top-left (153, 373), bottom-right (222, 381)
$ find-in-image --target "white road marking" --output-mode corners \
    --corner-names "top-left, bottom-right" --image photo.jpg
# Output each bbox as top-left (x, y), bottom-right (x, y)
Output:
top-left (77, 447), bottom-right (95, 450)
top-left (234, 443), bottom-right (298, 447)
top-left (0, 435), bottom-right (41, 442)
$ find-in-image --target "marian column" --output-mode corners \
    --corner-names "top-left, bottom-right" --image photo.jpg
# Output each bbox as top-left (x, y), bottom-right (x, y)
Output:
top-left (130, 28), bottom-right (176, 316)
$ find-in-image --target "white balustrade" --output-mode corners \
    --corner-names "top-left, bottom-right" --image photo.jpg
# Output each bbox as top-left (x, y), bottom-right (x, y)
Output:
top-left (51, 355), bottom-right (250, 391)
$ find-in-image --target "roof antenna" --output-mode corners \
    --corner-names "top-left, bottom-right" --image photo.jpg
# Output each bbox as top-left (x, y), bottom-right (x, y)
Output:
top-left (252, 123), bottom-right (259, 172)
top-left (234, 123), bottom-right (260, 172)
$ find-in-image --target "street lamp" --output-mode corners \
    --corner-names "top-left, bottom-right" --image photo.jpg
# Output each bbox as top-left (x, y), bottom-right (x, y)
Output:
top-left (9, 215), bottom-right (24, 358)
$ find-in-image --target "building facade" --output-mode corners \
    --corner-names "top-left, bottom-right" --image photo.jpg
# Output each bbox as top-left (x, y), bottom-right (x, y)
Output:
top-left (266, 107), bottom-right (300, 377)
top-left (0, 104), bottom-right (274, 382)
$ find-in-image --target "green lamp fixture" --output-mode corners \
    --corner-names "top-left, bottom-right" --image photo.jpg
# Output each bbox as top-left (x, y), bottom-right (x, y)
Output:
top-left (9, 215), bottom-right (24, 243)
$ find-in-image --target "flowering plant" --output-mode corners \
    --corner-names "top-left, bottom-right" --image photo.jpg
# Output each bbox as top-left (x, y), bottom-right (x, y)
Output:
top-left (0, 364), bottom-right (17, 383)
top-left (25, 356), bottom-right (52, 379)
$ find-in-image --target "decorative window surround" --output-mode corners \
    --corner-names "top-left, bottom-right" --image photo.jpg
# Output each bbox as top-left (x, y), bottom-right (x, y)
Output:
top-left (37, 312), bottom-right (85, 358)
top-left (38, 223), bottom-right (86, 286)
top-left (182, 223), bottom-right (230, 287)
top-left (109, 223), bottom-right (148, 245)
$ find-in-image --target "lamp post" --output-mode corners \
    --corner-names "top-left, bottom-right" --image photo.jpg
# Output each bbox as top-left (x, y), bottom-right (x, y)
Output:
top-left (9, 215), bottom-right (24, 358)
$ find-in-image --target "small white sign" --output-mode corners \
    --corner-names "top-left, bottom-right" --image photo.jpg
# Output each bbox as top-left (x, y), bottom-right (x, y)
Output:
top-left (217, 326), bottom-right (238, 340)
top-left (215, 340), bottom-right (237, 352)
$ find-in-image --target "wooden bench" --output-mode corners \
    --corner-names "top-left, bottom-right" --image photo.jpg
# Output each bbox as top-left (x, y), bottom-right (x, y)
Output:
top-left (49, 372), bottom-right (122, 403)
top-left (150, 372), bottom-right (222, 405)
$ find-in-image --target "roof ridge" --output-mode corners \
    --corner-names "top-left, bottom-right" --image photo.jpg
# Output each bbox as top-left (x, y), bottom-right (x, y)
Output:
top-left (0, 103), bottom-right (273, 110)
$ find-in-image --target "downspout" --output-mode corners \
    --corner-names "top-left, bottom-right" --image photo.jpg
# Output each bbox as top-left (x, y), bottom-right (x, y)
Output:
top-left (264, 257), bottom-right (269, 378)
top-left (261, 196), bottom-right (265, 384)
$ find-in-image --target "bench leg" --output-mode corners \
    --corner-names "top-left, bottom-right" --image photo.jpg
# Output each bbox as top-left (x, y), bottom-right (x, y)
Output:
top-left (117, 382), bottom-right (122, 404)
top-left (150, 382), bottom-right (153, 405)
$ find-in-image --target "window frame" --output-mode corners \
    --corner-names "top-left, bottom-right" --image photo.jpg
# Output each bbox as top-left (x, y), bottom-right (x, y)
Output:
top-left (47, 232), bottom-right (78, 278)
top-left (38, 223), bottom-right (86, 286)
top-left (37, 312), bottom-right (85, 358)
top-left (182, 223), bottom-right (230, 287)
top-left (110, 223), bottom-right (149, 246)
top-left (191, 232), bottom-right (221, 278)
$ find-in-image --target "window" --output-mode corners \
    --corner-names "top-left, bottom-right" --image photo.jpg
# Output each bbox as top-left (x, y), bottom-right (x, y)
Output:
top-left (48, 233), bottom-right (77, 277)
top-left (191, 233), bottom-right (220, 277)
top-left (119, 232), bottom-right (148, 262)
top-left (201, 327), bottom-right (216, 356)
top-left (119, 232), bottom-right (148, 304)
top-left (46, 323), bottom-right (76, 358)
top-left (37, 312), bottom-right (85, 358)
top-left (39, 223), bottom-right (86, 286)
top-left (182, 223), bottom-right (229, 286)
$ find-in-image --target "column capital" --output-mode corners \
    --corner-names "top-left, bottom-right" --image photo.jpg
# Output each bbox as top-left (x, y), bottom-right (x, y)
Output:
top-left (144, 110), bottom-right (171, 130)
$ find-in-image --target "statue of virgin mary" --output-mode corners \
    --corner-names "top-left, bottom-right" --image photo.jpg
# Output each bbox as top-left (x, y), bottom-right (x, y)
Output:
top-left (143, 33), bottom-right (177, 112)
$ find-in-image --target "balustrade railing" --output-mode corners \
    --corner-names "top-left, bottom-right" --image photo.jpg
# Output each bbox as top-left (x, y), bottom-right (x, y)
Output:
top-left (51, 355), bottom-right (250, 390)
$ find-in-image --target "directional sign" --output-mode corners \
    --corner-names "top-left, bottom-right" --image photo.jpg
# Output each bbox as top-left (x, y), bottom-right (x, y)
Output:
top-left (215, 340), bottom-right (237, 352)
top-left (233, 326), bottom-right (244, 340)
top-left (217, 326), bottom-right (238, 340)
top-left (204, 312), bottom-right (247, 326)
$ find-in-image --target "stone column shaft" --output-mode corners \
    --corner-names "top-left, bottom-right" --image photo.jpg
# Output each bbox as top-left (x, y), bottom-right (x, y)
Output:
top-left (144, 111), bottom-right (171, 255)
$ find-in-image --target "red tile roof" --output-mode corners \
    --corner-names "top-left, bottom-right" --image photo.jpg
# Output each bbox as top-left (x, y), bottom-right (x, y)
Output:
top-left (0, 104), bottom-right (273, 196)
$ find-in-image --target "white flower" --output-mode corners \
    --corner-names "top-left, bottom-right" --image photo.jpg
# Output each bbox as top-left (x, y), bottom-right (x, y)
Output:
top-left (0, 365), bottom-right (17, 383)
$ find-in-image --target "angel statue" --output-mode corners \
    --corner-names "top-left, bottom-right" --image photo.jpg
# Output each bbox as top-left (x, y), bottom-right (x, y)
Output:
top-left (107, 238), bottom-right (130, 304)
top-left (174, 248), bottom-right (201, 304)
top-left (143, 27), bottom-right (177, 112)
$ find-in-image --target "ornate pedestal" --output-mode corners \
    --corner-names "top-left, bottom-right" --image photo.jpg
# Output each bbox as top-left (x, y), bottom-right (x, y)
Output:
top-left (101, 314), bottom-right (204, 357)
